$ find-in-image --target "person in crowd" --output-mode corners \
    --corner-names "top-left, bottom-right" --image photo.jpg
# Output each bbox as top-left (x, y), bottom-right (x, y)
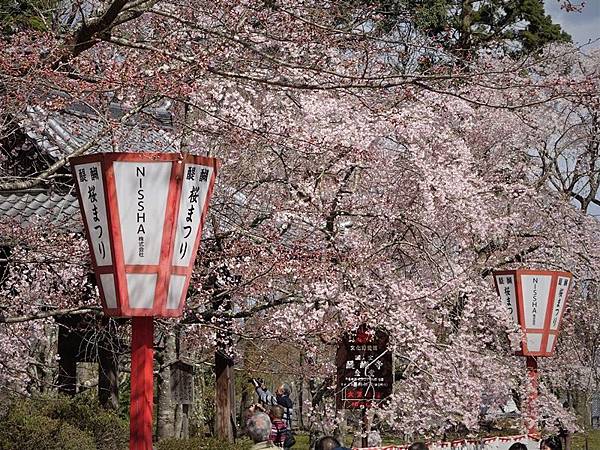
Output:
top-left (540, 436), bottom-right (562, 450)
top-left (246, 412), bottom-right (275, 450)
top-left (508, 443), bottom-right (528, 450)
top-left (314, 436), bottom-right (349, 450)
top-left (252, 378), bottom-right (294, 429)
top-left (408, 442), bottom-right (428, 450)
top-left (269, 405), bottom-right (294, 449)
top-left (351, 431), bottom-right (382, 448)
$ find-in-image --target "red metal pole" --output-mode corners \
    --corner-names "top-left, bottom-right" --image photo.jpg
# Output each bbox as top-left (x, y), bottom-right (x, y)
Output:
top-left (526, 355), bottom-right (539, 436)
top-left (130, 317), bottom-right (154, 450)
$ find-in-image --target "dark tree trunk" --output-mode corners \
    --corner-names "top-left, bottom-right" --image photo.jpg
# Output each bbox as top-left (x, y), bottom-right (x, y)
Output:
top-left (98, 340), bottom-right (119, 409)
top-left (97, 317), bottom-right (120, 409)
top-left (57, 319), bottom-right (78, 395)
top-left (215, 349), bottom-right (234, 441)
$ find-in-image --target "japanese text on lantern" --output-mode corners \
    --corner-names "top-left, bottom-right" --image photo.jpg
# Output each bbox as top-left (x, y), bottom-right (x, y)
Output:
top-left (521, 275), bottom-right (551, 329)
top-left (495, 274), bottom-right (518, 323)
top-left (75, 163), bottom-right (112, 266)
top-left (550, 276), bottom-right (570, 330)
top-left (172, 164), bottom-right (212, 267)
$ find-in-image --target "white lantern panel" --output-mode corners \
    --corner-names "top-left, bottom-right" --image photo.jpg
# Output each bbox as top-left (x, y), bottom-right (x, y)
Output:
top-left (172, 164), bottom-right (213, 267)
top-left (526, 333), bottom-right (543, 352)
top-left (521, 275), bottom-right (551, 329)
top-left (74, 162), bottom-right (112, 266)
top-left (546, 334), bottom-right (556, 353)
top-left (167, 275), bottom-right (187, 309)
top-left (99, 273), bottom-right (117, 309)
top-left (495, 274), bottom-right (518, 324)
top-left (127, 274), bottom-right (157, 309)
top-left (550, 276), bottom-right (570, 330)
top-left (114, 162), bottom-right (172, 265)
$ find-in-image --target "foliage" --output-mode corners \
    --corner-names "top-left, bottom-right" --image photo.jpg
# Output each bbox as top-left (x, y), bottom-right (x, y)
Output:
top-left (0, 394), bottom-right (128, 450)
top-left (0, 0), bottom-right (598, 441)
top-left (0, 0), bottom-right (57, 35)
top-left (156, 437), bottom-right (252, 450)
top-left (572, 430), bottom-right (600, 450)
top-left (398, 0), bottom-right (571, 55)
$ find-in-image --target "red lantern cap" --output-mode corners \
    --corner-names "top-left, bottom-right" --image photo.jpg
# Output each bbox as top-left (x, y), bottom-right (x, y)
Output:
top-left (493, 269), bottom-right (573, 356)
top-left (70, 152), bottom-right (219, 318)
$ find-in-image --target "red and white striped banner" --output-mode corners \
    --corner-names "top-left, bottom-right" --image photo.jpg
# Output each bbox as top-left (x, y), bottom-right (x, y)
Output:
top-left (353, 434), bottom-right (539, 450)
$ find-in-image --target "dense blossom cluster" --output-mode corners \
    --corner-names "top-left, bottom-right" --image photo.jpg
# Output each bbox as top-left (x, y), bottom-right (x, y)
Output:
top-left (0, 0), bottom-right (599, 438)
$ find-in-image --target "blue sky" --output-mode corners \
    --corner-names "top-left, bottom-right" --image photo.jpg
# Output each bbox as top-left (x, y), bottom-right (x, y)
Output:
top-left (544, 1), bottom-right (600, 47)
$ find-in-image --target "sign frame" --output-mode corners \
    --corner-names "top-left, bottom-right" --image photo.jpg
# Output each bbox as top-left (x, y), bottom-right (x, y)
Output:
top-left (335, 325), bottom-right (393, 410)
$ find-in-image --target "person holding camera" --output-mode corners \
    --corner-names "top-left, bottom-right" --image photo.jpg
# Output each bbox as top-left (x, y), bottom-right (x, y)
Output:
top-left (251, 378), bottom-right (294, 430)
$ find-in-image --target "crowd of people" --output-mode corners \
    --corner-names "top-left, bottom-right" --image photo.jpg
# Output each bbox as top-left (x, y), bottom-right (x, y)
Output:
top-left (245, 378), bottom-right (564, 450)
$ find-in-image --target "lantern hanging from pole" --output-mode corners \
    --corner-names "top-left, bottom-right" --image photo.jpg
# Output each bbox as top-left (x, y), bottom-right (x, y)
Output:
top-left (493, 269), bottom-right (573, 357)
top-left (71, 152), bottom-right (219, 318)
top-left (71, 152), bottom-right (219, 450)
top-left (493, 269), bottom-right (573, 436)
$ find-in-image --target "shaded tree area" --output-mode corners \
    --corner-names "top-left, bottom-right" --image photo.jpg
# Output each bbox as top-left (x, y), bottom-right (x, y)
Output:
top-left (0, 0), bottom-right (59, 34)
top-left (350, 0), bottom-right (570, 57)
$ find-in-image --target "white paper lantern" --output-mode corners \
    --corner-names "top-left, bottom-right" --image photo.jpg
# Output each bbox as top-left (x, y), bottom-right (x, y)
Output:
top-left (71, 152), bottom-right (219, 318)
top-left (493, 269), bottom-right (572, 356)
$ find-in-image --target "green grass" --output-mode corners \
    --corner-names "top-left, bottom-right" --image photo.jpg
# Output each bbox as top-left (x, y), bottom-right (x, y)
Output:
top-left (572, 430), bottom-right (600, 450)
top-left (294, 433), bottom-right (310, 450)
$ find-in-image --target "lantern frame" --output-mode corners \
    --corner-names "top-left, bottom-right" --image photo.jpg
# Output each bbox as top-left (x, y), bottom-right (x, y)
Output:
top-left (493, 269), bottom-right (572, 357)
top-left (71, 152), bottom-right (219, 318)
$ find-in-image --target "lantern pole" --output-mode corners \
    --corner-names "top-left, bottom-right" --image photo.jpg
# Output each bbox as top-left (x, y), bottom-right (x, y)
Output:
top-left (130, 317), bottom-right (154, 450)
top-left (525, 355), bottom-right (539, 435)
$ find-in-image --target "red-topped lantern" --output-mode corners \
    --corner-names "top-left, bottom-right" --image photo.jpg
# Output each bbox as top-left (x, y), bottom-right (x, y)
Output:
top-left (493, 269), bottom-right (573, 435)
top-left (71, 152), bottom-right (219, 450)
top-left (71, 152), bottom-right (218, 317)
top-left (493, 269), bottom-right (572, 356)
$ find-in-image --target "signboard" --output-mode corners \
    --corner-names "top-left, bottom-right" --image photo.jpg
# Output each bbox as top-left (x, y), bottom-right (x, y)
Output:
top-left (336, 326), bottom-right (392, 409)
top-left (494, 273), bottom-right (518, 323)
top-left (170, 360), bottom-right (195, 404)
top-left (172, 164), bottom-right (214, 267)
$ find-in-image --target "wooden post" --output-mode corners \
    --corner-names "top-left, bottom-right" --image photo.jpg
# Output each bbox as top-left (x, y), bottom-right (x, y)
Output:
top-left (215, 348), bottom-right (234, 441)
top-left (212, 267), bottom-right (236, 442)
top-left (130, 317), bottom-right (154, 450)
top-left (361, 407), bottom-right (369, 448)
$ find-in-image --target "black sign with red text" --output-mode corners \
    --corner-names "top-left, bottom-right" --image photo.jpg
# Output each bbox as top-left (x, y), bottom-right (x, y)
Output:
top-left (335, 326), bottom-right (392, 409)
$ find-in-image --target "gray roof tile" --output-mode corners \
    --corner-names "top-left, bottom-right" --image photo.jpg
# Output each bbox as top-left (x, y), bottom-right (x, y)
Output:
top-left (0, 192), bottom-right (81, 230)
top-left (21, 105), bottom-right (180, 159)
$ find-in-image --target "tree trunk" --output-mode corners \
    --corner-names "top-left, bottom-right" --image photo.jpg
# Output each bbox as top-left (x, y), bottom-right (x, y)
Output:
top-left (98, 336), bottom-right (119, 409)
top-left (156, 331), bottom-right (176, 439)
top-left (57, 319), bottom-right (77, 395)
top-left (215, 349), bottom-right (234, 441)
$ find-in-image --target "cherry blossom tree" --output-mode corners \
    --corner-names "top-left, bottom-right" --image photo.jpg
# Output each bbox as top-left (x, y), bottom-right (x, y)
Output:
top-left (1, 0), bottom-right (599, 442)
